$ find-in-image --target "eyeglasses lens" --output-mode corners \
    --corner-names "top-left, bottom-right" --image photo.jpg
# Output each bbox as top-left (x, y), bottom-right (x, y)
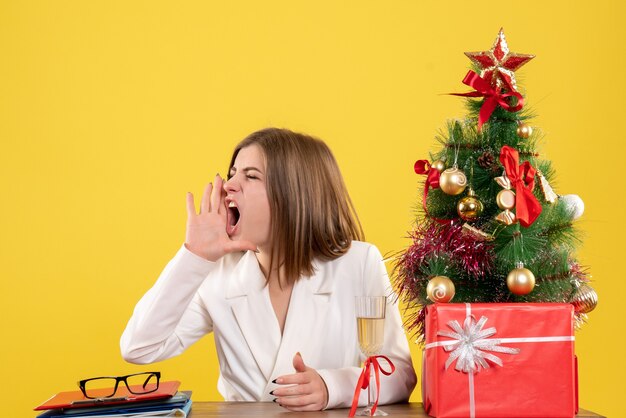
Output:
top-left (83, 378), bottom-right (118, 398)
top-left (126, 373), bottom-right (159, 394)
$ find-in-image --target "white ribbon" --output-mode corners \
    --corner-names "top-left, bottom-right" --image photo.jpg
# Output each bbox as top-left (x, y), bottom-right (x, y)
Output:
top-left (437, 314), bottom-right (520, 373)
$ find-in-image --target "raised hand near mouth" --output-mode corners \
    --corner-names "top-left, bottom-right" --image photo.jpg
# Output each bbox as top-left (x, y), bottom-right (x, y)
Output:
top-left (185, 174), bottom-right (258, 261)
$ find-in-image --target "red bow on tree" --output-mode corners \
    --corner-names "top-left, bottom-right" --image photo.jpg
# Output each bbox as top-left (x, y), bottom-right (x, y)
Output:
top-left (414, 160), bottom-right (441, 210)
top-left (414, 160), bottom-right (451, 224)
top-left (499, 145), bottom-right (542, 227)
top-left (451, 70), bottom-right (524, 131)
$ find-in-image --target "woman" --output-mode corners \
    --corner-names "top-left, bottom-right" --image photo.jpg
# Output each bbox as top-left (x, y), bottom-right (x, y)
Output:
top-left (120, 128), bottom-right (416, 411)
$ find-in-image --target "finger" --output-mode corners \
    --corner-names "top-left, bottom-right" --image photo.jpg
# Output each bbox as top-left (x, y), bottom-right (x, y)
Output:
top-left (219, 193), bottom-right (228, 222)
top-left (293, 352), bottom-right (306, 373)
top-left (276, 394), bottom-right (319, 410)
top-left (186, 192), bottom-right (196, 217)
top-left (271, 383), bottom-right (309, 397)
top-left (223, 240), bottom-right (258, 254)
top-left (200, 183), bottom-right (213, 214)
top-left (274, 372), bottom-right (310, 386)
top-left (210, 174), bottom-right (223, 213)
top-left (280, 404), bottom-right (322, 412)
top-left (218, 187), bottom-right (227, 216)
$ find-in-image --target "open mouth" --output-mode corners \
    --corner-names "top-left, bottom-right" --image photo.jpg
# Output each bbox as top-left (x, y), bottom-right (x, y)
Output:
top-left (226, 201), bottom-right (241, 235)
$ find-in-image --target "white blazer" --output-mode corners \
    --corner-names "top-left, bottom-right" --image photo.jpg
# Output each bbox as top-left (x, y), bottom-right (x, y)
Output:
top-left (120, 241), bottom-right (416, 409)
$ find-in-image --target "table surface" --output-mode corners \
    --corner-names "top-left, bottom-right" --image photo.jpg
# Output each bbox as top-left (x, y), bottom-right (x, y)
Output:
top-left (189, 402), bottom-right (605, 417)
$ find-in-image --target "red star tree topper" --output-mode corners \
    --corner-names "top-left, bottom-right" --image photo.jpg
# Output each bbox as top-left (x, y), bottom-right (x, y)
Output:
top-left (465, 28), bottom-right (534, 91)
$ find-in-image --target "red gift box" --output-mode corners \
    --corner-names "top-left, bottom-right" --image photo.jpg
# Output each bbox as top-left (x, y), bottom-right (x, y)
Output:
top-left (422, 303), bottom-right (578, 418)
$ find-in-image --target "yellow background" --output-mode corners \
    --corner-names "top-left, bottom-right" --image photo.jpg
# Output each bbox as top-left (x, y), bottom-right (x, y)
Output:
top-left (1, 1), bottom-right (624, 417)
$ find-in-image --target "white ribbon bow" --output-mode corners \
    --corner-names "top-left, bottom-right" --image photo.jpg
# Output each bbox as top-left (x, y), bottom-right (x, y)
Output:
top-left (438, 315), bottom-right (520, 373)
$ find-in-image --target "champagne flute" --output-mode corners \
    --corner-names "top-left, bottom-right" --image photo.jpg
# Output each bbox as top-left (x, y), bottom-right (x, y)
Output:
top-left (355, 296), bottom-right (387, 416)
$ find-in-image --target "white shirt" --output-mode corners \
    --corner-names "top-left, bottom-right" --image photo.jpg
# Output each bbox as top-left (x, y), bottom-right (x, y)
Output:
top-left (120, 241), bottom-right (416, 409)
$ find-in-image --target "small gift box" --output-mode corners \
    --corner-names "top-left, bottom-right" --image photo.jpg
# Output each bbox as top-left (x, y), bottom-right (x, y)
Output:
top-left (422, 303), bottom-right (578, 418)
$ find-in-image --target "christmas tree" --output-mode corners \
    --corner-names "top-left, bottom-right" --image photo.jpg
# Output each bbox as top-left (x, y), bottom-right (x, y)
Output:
top-left (394, 29), bottom-right (597, 343)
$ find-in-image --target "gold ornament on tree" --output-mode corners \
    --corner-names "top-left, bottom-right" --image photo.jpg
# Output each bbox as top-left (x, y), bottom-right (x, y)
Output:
top-left (571, 283), bottom-right (598, 313)
top-left (426, 276), bottom-right (456, 303)
top-left (440, 140), bottom-right (467, 195)
top-left (537, 170), bottom-right (558, 204)
top-left (457, 188), bottom-right (484, 221)
top-left (496, 189), bottom-right (516, 210)
top-left (462, 223), bottom-right (495, 241)
top-left (431, 160), bottom-right (446, 172)
top-left (507, 262), bottom-right (536, 295)
top-left (516, 122), bottom-right (533, 139)
top-left (440, 165), bottom-right (467, 195)
top-left (457, 162), bottom-right (483, 221)
top-left (495, 210), bottom-right (516, 225)
top-left (494, 172), bottom-right (518, 225)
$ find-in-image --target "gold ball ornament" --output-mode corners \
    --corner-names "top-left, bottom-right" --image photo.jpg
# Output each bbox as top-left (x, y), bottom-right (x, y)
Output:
top-left (431, 160), bottom-right (446, 172)
top-left (457, 190), bottom-right (484, 221)
top-left (507, 262), bottom-right (536, 295)
top-left (426, 276), bottom-right (456, 303)
top-left (439, 166), bottom-right (467, 195)
top-left (571, 283), bottom-right (598, 314)
top-left (516, 123), bottom-right (533, 139)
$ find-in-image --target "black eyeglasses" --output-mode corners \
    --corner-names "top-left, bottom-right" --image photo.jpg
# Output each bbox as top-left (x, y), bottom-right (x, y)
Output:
top-left (77, 372), bottom-right (161, 399)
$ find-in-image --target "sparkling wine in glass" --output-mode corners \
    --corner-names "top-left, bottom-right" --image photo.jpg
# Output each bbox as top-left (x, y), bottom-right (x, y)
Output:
top-left (355, 296), bottom-right (387, 416)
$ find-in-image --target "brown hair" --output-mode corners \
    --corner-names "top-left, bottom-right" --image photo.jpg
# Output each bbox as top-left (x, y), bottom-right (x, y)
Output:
top-left (228, 127), bottom-right (364, 284)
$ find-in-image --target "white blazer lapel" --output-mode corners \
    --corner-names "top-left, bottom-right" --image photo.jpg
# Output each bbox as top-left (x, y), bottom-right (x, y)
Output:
top-left (227, 251), bottom-right (281, 382)
top-left (267, 262), bottom-right (334, 383)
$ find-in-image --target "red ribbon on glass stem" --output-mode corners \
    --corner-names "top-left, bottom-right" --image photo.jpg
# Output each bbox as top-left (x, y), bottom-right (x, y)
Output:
top-left (499, 145), bottom-right (542, 227)
top-left (349, 355), bottom-right (395, 417)
top-left (450, 70), bottom-right (524, 131)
